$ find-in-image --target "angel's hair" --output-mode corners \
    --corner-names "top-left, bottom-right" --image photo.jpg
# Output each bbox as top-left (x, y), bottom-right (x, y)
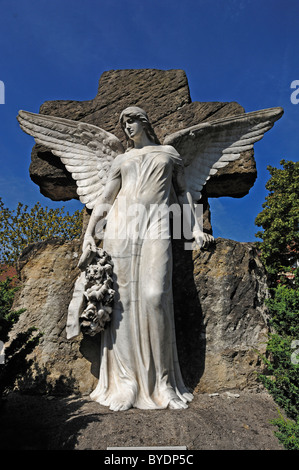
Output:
top-left (119, 106), bottom-right (160, 150)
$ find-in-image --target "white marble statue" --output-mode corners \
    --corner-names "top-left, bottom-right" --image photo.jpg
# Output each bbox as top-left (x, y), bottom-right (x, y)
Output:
top-left (17, 105), bottom-right (283, 410)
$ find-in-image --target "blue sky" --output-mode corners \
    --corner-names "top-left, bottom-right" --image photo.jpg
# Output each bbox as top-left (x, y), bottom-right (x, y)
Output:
top-left (0, 0), bottom-right (298, 242)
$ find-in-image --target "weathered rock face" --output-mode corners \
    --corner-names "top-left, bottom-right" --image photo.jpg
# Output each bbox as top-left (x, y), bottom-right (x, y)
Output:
top-left (10, 238), bottom-right (98, 395)
top-left (172, 238), bottom-right (269, 392)
top-left (9, 236), bottom-right (269, 396)
top-left (29, 69), bottom-right (257, 211)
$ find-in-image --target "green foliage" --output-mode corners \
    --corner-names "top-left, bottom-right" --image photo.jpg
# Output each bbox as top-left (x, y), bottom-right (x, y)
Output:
top-left (259, 333), bottom-right (299, 420)
top-left (259, 271), bottom-right (299, 420)
top-left (0, 198), bottom-right (83, 265)
top-left (256, 160), bottom-right (299, 449)
top-left (255, 160), bottom-right (299, 276)
top-left (0, 270), bottom-right (43, 397)
top-left (271, 412), bottom-right (299, 451)
top-left (258, 270), bottom-right (299, 448)
top-left (0, 199), bottom-right (83, 396)
top-left (266, 270), bottom-right (299, 338)
top-left (259, 284), bottom-right (299, 449)
top-left (0, 275), bottom-right (25, 342)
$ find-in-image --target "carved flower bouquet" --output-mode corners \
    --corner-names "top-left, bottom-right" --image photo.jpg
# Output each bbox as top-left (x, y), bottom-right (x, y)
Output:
top-left (79, 248), bottom-right (115, 336)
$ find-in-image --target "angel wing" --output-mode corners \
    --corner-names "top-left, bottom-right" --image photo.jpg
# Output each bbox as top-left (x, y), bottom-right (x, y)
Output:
top-left (164, 107), bottom-right (284, 202)
top-left (17, 110), bottom-right (125, 209)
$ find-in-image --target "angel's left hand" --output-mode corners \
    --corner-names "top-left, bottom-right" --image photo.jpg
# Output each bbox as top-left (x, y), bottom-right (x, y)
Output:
top-left (193, 230), bottom-right (214, 249)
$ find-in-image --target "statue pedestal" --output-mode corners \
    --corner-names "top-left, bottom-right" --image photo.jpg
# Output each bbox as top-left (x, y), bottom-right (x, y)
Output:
top-left (9, 237), bottom-right (269, 396)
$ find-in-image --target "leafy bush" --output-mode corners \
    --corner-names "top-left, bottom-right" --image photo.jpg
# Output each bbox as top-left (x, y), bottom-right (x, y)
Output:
top-left (260, 333), bottom-right (299, 420)
top-left (256, 160), bottom-right (299, 449)
top-left (271, 413), bottom-right (299, 451)
top-left (0, 198), bottom-right (83, 395)
top-left (260, 269), bottom-right (299, 416)
top-left (0, 274), bottom-right (25, 342)
top-left (259, 279), bottom-right (299, 448)
top-left (0, 272), bottom-right (41, 397)
top-left (255, 160), bottom-right (298, 277)
top-left (0, 198), bottom-right (83, 265)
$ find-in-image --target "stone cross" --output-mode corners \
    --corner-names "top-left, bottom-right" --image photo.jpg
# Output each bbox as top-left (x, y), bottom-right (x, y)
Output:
top-left (29, 69), bottom-right (257, 233)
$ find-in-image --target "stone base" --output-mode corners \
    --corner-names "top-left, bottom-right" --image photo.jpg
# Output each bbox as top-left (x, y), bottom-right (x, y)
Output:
top-left (8, 237), bottom-right (269, 396)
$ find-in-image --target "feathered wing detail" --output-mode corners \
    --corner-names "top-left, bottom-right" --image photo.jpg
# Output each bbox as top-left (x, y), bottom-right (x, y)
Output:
top-left (17, 110), bottom-right (125, 209)
top-left (164, 107), bottom-right (284, 202)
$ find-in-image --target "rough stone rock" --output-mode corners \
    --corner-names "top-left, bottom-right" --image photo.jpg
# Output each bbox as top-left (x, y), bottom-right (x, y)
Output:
top-left (28, 69), bottom-right (257, 208)
top-left (172, 237), bottom-right (269, 393)
top-left (9, 238), bottom-right (99, 395)
top-left (8, 236), bottom-right (269, 396)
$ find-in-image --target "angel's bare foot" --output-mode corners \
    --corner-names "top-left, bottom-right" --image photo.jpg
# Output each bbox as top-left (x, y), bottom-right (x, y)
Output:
top-left (168, 398), bottom-right (188, 410)
top-left (109, 399), bottom-right (133, 411)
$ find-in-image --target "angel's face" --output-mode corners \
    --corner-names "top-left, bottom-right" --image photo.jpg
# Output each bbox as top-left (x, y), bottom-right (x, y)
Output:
top-left (122, 115), bottom-right (145, 142)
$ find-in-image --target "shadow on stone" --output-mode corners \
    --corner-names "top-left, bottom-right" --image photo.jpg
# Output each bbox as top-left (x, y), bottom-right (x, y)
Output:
top-left (0, 328), bottom-right (42, 397)
top-left (172, 237), bottom-right (206, 391)
top-left (79, 333), bottom-right (101, 380)
top-left (0, 336), bottom-right (102, 450)
top-left (0, 392), bottom-right (103, 450)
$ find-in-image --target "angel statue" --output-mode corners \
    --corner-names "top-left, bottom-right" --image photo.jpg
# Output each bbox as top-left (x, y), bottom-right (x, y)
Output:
top-left (17, 104), bottom-right (283, 411)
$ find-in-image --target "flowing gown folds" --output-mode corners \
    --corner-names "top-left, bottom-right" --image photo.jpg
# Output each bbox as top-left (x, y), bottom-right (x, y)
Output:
top-left (90, 145), bottom-right (193, 409)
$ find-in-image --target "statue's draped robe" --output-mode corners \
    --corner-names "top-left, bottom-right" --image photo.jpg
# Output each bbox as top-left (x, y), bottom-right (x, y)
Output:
top-left (89, 146), bottom-right (193, 409)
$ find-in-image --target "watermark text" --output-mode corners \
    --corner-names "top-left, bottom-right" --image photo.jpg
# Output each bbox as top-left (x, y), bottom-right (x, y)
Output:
top-left (0, 340), bottom-right (5, 364)
top-left (0, 81), bottom-right (4, 104)
top-left (290, 80), bottom-right (299, 104)
top-left (291, 339), bottom-right (299, 365)
top-left (94, 198), bottom-right (204, 250)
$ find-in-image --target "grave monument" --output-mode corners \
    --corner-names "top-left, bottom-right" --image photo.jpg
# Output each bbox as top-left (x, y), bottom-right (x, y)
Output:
top-left (11, 70), bottom-right (283, 409)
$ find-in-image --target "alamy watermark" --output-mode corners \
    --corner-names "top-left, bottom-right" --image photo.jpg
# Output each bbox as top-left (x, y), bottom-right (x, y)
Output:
top-left (291, 339), bottom-right (299, 365)
top-left (94, 198), bottom-right (204, 250)
top-left (0, 81), bottom-right (4, 104)
top-left (290, 80), bottom-right (299, 104)
top-left (0, 340), bottom-right (4, 364)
